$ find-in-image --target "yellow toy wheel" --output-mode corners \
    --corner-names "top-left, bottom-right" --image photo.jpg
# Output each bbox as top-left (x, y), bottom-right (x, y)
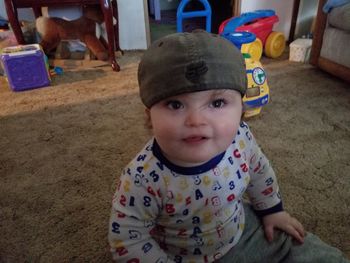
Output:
top-left (264, 31), bottom-right (286, 58)
top-left (241, 38), bottom-right (263, 61)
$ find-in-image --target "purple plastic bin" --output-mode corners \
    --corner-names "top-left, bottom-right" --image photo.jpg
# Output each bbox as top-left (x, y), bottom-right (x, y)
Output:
top-left (0, 44), bottom-right (50, 91)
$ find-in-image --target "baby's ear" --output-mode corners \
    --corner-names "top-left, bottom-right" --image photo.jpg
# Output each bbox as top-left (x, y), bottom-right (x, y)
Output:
top-left (144, 108), bottom-right (152, 129)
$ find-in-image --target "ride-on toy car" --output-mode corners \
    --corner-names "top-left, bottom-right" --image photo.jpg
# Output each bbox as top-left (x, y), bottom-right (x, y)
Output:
top-left (219, 10), bottom-right (286, 61)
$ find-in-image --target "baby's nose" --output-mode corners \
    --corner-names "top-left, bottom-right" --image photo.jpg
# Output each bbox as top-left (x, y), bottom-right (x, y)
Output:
top-left (184, 110), bottom-right (206, 127)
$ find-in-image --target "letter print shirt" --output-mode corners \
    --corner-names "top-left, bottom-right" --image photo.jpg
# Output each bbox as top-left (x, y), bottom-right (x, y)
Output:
top-left (108, 122), bottom-right (282, 263)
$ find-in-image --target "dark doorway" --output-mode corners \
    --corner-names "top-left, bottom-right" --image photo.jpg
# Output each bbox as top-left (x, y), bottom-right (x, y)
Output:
top-left (148, 0), bottom-right (240, 42)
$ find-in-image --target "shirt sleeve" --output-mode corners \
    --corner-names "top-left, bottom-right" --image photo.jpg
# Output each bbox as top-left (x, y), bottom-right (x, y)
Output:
top-left (239, 122), bottom-right (283, 216)
top-left (108, 168), bottom-right (174, 263)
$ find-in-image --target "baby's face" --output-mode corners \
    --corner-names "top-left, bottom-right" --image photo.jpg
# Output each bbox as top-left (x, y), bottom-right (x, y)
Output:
top-left (147, 89), bottom-right (242, 167)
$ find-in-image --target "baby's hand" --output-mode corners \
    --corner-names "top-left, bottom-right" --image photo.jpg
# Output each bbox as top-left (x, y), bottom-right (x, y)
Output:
top-left (262, 211), bottom-right (305, 244)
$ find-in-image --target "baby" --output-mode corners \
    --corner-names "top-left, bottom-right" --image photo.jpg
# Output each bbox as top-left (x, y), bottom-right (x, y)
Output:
top-left (108, 30), bottom-right (349, 263)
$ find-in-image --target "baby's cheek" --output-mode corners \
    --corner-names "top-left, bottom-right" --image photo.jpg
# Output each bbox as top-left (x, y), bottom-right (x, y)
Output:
top-left (153, 122), bottom-right (179, 140)
top-left (221, 122), bottom-right (239, 137)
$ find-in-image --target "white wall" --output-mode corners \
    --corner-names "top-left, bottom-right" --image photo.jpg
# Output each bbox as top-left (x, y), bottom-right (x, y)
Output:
top-left (240, 0), bottom-right (294, 39)
top-left (118, 0), bottom-right (149, 50)
top-left (0, 0), bottom-right (149, 50)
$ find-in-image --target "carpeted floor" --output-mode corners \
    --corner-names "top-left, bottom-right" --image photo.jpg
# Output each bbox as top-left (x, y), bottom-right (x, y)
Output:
top-left (0, 51), bottom-right (349, 262)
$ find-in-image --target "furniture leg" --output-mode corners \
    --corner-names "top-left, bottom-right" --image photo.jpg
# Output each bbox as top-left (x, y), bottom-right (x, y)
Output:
top-left (154, 0), bottom-right (161, 21)
top-left (4, 0), bottom-right (25, 44)
top-left (99, 0), bottom-right (120, 71)
top-left (148, 0), bottom-right (161, 20)
top-left (112, 0), bottom-right (122, 53)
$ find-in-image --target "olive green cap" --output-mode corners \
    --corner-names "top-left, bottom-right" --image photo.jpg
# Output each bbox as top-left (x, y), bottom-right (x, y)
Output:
top-left (138, 30), bottom-right (247, 108)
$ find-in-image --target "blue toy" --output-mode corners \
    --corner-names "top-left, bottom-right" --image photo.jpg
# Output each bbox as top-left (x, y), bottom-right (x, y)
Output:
top-left (0, 44), bottom-right (51, 91)
top-left (176, 0), bottom-right (212, 32)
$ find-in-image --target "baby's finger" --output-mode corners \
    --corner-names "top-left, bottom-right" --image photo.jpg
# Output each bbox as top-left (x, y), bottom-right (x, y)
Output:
top-left (291, 217), bottom-right (305, 237)
top-left (286, 224), bottom-right (305, 244)
top-left (264, 225), bottom-right (275, 242)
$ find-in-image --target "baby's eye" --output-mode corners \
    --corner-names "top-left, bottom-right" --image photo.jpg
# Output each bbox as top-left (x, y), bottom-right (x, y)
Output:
top-left (210, 99), bottom-right (226, 108)
top-left (166, 100), bottom-right (183, 110)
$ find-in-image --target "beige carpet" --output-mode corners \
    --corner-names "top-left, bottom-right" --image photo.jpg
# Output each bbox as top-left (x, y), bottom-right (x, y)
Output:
top-left (0, 51), bottom-right (349, 262)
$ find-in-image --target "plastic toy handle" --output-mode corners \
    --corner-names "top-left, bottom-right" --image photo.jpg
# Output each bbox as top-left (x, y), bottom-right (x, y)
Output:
top-left (221, 31), bottom-right (256, 50)
top-left (222, 9), bottom-right (275, 34)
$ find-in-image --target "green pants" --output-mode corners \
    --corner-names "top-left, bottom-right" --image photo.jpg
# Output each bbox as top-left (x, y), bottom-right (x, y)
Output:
top-left (217, 203), bottom-right (350, 263)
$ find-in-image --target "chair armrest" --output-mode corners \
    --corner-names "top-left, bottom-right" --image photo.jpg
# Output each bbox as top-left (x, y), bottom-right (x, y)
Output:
top-left (310, 0), bottom-right (328, 66)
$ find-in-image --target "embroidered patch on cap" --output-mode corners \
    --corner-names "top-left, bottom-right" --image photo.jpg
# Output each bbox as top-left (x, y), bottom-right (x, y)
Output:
top-left (185, 61), bottom-right (208, 83)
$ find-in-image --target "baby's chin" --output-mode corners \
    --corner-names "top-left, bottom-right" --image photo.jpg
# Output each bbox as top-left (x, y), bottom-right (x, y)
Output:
top-left (166, 154), bottom-right (216, 167)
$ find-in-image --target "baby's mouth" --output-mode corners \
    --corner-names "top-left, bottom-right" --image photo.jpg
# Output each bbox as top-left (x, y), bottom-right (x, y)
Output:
top-left (183, 136), bottom-right (208, 143)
